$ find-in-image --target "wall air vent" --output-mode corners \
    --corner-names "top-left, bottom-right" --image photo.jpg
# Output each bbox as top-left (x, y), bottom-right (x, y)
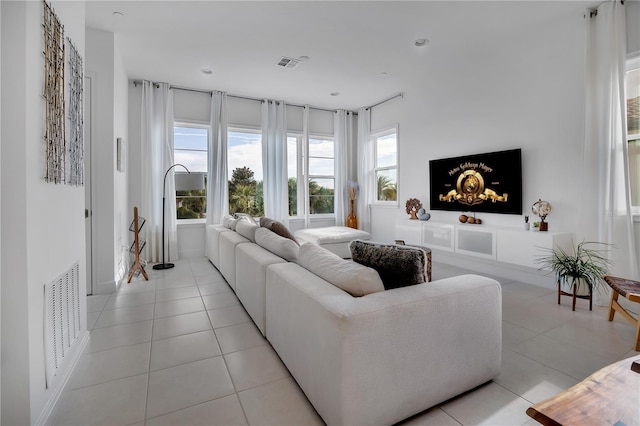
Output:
top-left (276, 56), bottom-right (302, 69)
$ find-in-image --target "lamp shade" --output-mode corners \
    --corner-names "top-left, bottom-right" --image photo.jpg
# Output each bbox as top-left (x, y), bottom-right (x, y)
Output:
top-left (175, 172), bottom-right (205, 191)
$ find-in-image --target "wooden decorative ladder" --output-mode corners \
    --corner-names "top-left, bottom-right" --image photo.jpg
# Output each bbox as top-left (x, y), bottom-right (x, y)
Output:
top-left (128, 207), bottom-right (149, 283)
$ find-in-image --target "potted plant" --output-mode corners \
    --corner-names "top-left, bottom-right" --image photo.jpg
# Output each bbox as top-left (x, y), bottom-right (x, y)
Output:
top-left (536, 241), bottom-right (613, 310)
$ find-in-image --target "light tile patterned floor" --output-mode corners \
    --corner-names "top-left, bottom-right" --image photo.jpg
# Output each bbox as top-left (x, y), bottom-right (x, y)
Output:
top-left (47, 258), bottom-right (640, 426)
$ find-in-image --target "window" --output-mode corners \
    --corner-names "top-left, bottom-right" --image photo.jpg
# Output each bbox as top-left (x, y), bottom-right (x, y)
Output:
top-left (627, 59), bottom-right (640, 208)
top-left (174, 125), bottom-right (207, 219)
top-left (308, 137), bottom-right (335, 214)
top-left (227, 128), bottom-right (264, 216)
top-left (287, 134), bottom-right (336, 216)
top-left (373, 127), bottom-right (398, 203)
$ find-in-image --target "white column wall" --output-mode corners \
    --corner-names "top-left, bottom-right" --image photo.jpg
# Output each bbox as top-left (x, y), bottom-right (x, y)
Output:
top-left (86, 28), bottom-right (129, 292)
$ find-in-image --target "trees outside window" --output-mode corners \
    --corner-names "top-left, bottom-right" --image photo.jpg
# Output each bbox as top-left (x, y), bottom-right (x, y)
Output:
top-left (227, 129), bottom-right (264, 216)
top-left (372, 127), bottom-right (398, 203)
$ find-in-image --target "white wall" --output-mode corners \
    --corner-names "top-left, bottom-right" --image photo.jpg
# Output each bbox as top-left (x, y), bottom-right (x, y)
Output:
top-left (1, 1), bottom-right (86, 424)
top-left (369, 7), bottom-right (587, 248)
top-left (86, 28), bottom-right (129, 292)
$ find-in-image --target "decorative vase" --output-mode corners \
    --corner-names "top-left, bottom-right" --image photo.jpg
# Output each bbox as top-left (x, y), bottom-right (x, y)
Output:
top-left (347, 199), bottom-right (358, 229)
top-left (409, 211), bottom-right (418, 220)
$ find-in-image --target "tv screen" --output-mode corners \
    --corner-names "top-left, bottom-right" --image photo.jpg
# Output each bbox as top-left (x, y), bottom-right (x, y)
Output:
top-left (429, 149), bottom-right (522, 215)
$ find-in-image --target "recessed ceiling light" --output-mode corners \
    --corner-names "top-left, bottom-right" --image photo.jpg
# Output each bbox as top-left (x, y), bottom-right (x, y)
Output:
top-left (201, 68), bottom-right (213, 75)
top-left (414, 38), bottom-right (429, 47)
top-left (330, 92), bottom-right (340, 97)
top-left (113, 11), bottom-right (125, 17)
top-left (298, 56), bottom-right (310, 62)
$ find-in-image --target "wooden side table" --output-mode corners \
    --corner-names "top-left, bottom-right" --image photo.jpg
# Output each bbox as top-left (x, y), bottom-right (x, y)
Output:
top-left (395, 241), bottom-right (432, 282)
top-left (527, 356), bottom-right (640, 425)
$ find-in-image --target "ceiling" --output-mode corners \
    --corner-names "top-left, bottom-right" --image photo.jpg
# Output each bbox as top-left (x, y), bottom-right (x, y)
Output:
top-left (85, 1), bottom-right (596, 110)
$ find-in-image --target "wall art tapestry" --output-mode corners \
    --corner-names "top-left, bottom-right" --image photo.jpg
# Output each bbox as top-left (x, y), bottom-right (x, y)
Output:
top-left (43, 0), bottom-right (66, 184)
top-left (67, 37), bottom-right (84, 186)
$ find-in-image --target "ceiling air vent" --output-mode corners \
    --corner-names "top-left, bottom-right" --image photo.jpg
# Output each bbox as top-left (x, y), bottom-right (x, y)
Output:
top-left (276, 56), bottom-right (302, 69)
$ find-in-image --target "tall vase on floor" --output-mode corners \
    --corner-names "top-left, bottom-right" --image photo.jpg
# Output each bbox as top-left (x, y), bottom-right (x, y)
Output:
top-left (347, 199), bottom-right (358, 229)
top-left (346, 181), bottom-right (359, 229)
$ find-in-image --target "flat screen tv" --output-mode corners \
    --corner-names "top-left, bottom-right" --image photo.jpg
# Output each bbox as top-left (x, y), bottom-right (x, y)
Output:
top-left (429, 149), bottom-right (522, 215)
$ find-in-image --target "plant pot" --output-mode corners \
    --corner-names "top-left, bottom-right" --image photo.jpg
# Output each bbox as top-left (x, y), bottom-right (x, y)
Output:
top-left (561, 278), bottom-right (591, 297)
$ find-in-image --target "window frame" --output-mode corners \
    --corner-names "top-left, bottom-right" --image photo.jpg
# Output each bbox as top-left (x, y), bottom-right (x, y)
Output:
top-left (627, 56), bottom-right (640, 213)
top-left (173, 121), bottom-right (209, 222)
top-left (286, 131), bottom-right (337, 218)
top-left (371, 125), bottom-right (399, 207)
top-left (287, 133), bottom-right (305, 217)
top-left (307, 133), bottom-right (336, 217)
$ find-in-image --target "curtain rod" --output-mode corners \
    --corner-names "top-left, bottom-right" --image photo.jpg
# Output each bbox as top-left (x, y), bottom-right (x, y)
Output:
top-left (132, 80), bottom-right (338, 113)
top-left (587, 0), bottom-right (624, 17)
top-left (365, 92), bottom-right (404, 110)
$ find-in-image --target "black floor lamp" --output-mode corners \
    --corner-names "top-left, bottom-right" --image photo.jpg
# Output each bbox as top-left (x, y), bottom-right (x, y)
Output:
top-left (153, 163), bottom-right (204, 270)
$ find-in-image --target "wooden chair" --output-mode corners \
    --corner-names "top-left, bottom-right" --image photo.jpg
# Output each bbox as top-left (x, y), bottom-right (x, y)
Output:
top-left (603, 276), bottom-right (640, 351)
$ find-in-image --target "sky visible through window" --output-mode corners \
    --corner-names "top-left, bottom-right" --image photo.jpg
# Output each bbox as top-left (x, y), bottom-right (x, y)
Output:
top-left (174, 126), bottom-right (207, 172)
top-left (229, 131), bottom-right (335, 187)
top-left (228, 131), bottom-right (263, 180)
top-left (377, 133), bottom-right (397, 168)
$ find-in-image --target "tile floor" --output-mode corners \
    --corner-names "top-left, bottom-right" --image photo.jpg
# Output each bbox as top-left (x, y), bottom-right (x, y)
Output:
top-left (47, 258), bottom-right (640, 426)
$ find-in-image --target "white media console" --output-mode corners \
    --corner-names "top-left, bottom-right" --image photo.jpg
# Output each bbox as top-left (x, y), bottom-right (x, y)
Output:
top-left (396, 219), bottom-right (573, 269)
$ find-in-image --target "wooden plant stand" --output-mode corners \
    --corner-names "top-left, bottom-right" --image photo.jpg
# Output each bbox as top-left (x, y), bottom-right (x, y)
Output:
top-left (127, 207), bottom-right (148, 283)
top-left (557, 279), bottom-right (592, 311)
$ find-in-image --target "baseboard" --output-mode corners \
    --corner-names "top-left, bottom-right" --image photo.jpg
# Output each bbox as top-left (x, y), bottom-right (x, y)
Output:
top-left (95, 279), bottom-right (117, 294)
top-left (35, 330), bottom-right (90, 426)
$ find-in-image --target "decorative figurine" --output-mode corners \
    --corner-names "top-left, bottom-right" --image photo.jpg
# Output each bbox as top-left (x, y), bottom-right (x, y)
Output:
top-left (405, 198), bottom-right (423, 220)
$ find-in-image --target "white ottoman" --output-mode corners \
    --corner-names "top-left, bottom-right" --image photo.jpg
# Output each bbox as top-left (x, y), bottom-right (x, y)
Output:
top-left (294, 226), bottom-right (371, 258)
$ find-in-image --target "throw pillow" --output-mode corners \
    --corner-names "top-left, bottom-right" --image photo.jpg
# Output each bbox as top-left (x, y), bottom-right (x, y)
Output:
top-left (233, 213), bottom-right (258, 225)
top-left (259, 217), bottom-right (299, 245)
top-left (350, 240), bottom-right (427, 290)
top-left (254, 227), bottom-right (299, 262)
top-left (222, 215), bottom-right (234, 228)
top-left (298, 243), bottom-right (384, 297)
top-left (235, 220), bottom-right (259, 242)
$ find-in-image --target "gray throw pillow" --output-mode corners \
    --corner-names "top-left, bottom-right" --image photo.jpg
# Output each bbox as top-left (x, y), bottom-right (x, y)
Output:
top-left (350, 240), bottom-right (427, 290)
top-left (259, 217), bottom-right (299, 245)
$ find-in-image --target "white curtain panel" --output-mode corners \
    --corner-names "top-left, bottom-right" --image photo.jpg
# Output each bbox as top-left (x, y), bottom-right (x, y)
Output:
top-left (580, 0), bottom-right (639, 281)
top-left (261, 100), bottom-right (289, 224)
top-left (303, 106), bottom-right (311, 228)
top-left (357, 108), bottom-right (373, 233)
top-left (207, 91), bottom-right (229, 225)
top-left (140, 82), bottom-right (177, 262)
top-left (334, 110), bottom-right (350, 226)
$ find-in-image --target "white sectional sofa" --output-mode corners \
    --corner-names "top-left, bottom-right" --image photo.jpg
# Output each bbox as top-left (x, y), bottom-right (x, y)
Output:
top-left (206, 220), bottom-right (502, 425)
